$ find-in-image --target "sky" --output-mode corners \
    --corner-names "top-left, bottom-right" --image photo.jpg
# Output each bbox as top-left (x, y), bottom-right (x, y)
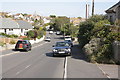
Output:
top-left (0, 0), bottom-right (119, 18)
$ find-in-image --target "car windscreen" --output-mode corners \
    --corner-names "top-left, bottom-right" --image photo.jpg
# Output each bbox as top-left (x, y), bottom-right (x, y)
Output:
top-left (56, 42), bottom-right (69, 47)
top-left (17, 41), bottom-right (27, 44)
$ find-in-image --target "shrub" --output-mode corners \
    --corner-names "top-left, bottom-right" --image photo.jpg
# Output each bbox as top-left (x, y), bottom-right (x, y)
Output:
top-left (23, 37), bottom-right (30, 40)
top-left (0, 42), bottom-right (6, 47)
top-left (10, 40), bottom-right (16, 44)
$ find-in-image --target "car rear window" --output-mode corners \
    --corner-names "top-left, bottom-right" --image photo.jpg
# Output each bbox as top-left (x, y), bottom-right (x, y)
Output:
top-left (17, 41), bottom-right (27, 44)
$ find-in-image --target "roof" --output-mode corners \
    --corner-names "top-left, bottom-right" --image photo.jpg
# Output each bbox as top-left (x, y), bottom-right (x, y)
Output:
top-left (106, 1), bottom-right (120, 13)
top-left (0, 18), bottom-right (19, 29)
top-left (0, 18), bottom-right (33, 29)
top-left (16, 20), bottom-right (33, 29)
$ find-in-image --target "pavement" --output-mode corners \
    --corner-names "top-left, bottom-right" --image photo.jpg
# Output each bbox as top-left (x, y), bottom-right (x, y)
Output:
top-left (0, 32), bottom-right (119, 80)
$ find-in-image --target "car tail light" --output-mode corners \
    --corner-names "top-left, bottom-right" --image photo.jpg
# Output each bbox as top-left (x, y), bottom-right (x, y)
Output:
top-left (19, 44), bottom-right (23, 48)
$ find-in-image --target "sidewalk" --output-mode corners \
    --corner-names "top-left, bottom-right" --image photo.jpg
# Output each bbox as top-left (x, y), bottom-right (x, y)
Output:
top-left (96, 64), bottom-right (119, 79)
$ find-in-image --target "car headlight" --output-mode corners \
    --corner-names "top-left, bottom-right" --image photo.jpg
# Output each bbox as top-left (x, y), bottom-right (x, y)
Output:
top-left (53, 49), bottom-right (57, 52)
top-left (65, 48), bottom-right (71, 52)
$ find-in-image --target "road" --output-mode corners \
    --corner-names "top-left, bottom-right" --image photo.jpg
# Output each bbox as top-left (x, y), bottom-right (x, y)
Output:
top-left (0, 32), bottom-right (115, 80)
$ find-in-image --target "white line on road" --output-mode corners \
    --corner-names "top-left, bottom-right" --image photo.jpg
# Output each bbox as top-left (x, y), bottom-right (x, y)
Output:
top-left (16, 64), bottom-right (31, 75)
top-left (63, 57), bottom-right (68, 80)
top-left (96, 63), bottom-right (111, 80)
top-left (0, 52), bottom-right (19, 58)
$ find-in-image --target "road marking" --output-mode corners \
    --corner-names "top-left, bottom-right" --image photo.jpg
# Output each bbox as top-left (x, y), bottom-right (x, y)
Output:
top-left (63, 57), bottom-right (68, 80)
top-left (16, 64), bottom-right (31, 75)
top-left (0, 42), bottom-right (47, 57)
top-left (96, 63), bottom-right (111, 80)
top-left (0, 52), bottom-right (19, 57)
top-left (32, 42), bottom-right (47, 49)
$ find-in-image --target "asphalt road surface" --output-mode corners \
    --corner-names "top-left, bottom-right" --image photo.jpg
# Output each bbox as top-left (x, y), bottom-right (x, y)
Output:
top-left (1, 32), bottom-right (111, 80)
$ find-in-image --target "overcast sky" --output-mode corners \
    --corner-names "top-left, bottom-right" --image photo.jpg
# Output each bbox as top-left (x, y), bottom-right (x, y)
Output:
top-left (0, 0), bottom-right (119, 18)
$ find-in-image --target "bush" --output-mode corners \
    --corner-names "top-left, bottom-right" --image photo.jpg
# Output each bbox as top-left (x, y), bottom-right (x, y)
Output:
top-left (23, 37), bottom-right (30, 40)
top-left (10, 40), bottom-right (16, 44)
top-left (0, 42), bottom-right (6, 47)
top-left (78, 15), bottom-right (119, 64)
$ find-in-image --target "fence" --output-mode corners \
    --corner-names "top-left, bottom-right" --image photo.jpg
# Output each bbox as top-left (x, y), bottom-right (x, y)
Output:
top-left (0, 38), bottom-right (20, 44)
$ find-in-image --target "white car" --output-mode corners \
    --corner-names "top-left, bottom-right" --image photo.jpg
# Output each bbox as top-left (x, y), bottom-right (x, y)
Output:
top-left (45, 37), bottom-right (51, 42)
top-left (49, 31), bottom-right (53, 34)
top-left (64, 36), bottom-right (72, 41)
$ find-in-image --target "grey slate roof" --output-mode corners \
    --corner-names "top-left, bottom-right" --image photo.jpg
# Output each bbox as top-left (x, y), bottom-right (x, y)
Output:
top-left (0, 18), bottom-right (33, 29)
top-left (106, 1), bottom-right (120, 13)
top-left (0, 18), bottom-right (19, 29)
top-left (16, 20), bottom-right (33, 29)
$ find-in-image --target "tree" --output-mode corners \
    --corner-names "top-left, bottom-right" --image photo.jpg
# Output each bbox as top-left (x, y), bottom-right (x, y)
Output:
top-left (50, 15), bottom-right (56, 18)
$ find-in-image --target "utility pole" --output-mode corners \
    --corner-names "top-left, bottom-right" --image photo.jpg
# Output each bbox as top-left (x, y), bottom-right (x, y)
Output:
top-left (92, 0), bottom-right (94, 16)
top-left (86, 4), bottom-right (88, 20)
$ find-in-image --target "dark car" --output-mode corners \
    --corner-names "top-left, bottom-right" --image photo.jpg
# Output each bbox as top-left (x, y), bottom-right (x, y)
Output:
top-left (65, 40), bottom-right (73, 47)
top-left (15, 40), bottom-right (32, 51)
top-left (52, 41), bottom-right (71, 56)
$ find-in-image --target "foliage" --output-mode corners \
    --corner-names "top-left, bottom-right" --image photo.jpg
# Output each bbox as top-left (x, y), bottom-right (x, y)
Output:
top-left (0, 33), bottom-right (18, 38)
top-left (0, 42), bottom-right (6, 47)
top-left (23, 37), bottom-right (30, 40)
top-left (78, 21), bottom-right (94, 48)
top-left (50, 15), bottom-right (56, 18)
top-left (78, 15), bottom-right (119, 64)
top-left (27, 30), bottom-right (37, 39)
top-left (10, 40), bottom-right (16, 44)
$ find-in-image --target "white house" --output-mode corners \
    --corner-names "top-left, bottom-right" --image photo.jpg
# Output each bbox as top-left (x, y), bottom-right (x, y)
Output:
top-left (43, 17), bottom-right (50, 24)
top-left (0, 18), bottom-right (33, 36)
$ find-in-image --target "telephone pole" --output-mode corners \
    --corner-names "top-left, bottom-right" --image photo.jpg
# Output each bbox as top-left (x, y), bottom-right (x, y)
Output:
top-left (92, 0), bottom-right (94, 16)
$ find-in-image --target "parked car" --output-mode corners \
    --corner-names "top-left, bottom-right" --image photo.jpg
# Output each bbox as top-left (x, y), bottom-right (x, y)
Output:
top-left (15, 40), bottom-right (32, 51)
top-left (56, 31), bottom-right (61, 35)
top-left (64, 36), bottom-right (72, 41)
top-left (45, 37), bottom-right (51, 42)
top-left (49, 31), bottom-right (53, 34)
top-left (65, 40), bottom-right (73, 47)
top-left (52, 41), bottom-right (71, 56)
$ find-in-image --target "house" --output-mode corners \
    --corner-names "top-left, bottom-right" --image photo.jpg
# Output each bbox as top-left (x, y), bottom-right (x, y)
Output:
top-left (105, 1), bottom-right (120, 23)
top-left (0, 18), bottom-right (33, 36)
top-left (16, 20), bottom-right (33, 35)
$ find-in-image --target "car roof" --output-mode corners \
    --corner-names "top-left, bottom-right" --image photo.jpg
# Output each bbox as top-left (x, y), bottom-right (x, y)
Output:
top-left (18, 40), bottom-right (29, 42)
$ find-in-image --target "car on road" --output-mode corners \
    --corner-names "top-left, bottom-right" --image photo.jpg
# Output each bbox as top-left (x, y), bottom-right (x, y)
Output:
top-left (64, 36), bottom-right (72, 41)
top-left (49, 31), bottom-right (53, 34)
top-left (65, 40), bottom-right (73, 47)
top-left (45, 37), bottom-right (51, 42)
top-left (56, 31), bottom-right (61, 35)
top-left (15, 40), bottom-right (32, 51)
top-left (52, 41), bottom-right (71, 56)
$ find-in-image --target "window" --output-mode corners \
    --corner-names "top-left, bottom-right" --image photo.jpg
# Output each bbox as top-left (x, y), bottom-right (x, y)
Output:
top-left (9, 29), bottom-right (13, 31)
top-left (25, 29), bottom-right (28, 30)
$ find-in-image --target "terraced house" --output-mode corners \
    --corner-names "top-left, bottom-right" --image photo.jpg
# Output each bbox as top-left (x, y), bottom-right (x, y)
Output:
top-left (0, 18), bottom-right (33, 36)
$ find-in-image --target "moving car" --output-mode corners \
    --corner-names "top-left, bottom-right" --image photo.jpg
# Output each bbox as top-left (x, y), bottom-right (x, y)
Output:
top-left (65, 40), bottom-right (73, 47)
top-left (45, 37), bottom-right (51, 42)
top-left (52, 41), bottom-right (71, 56)
top-left (15, 40), bottom-right (32, 51)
